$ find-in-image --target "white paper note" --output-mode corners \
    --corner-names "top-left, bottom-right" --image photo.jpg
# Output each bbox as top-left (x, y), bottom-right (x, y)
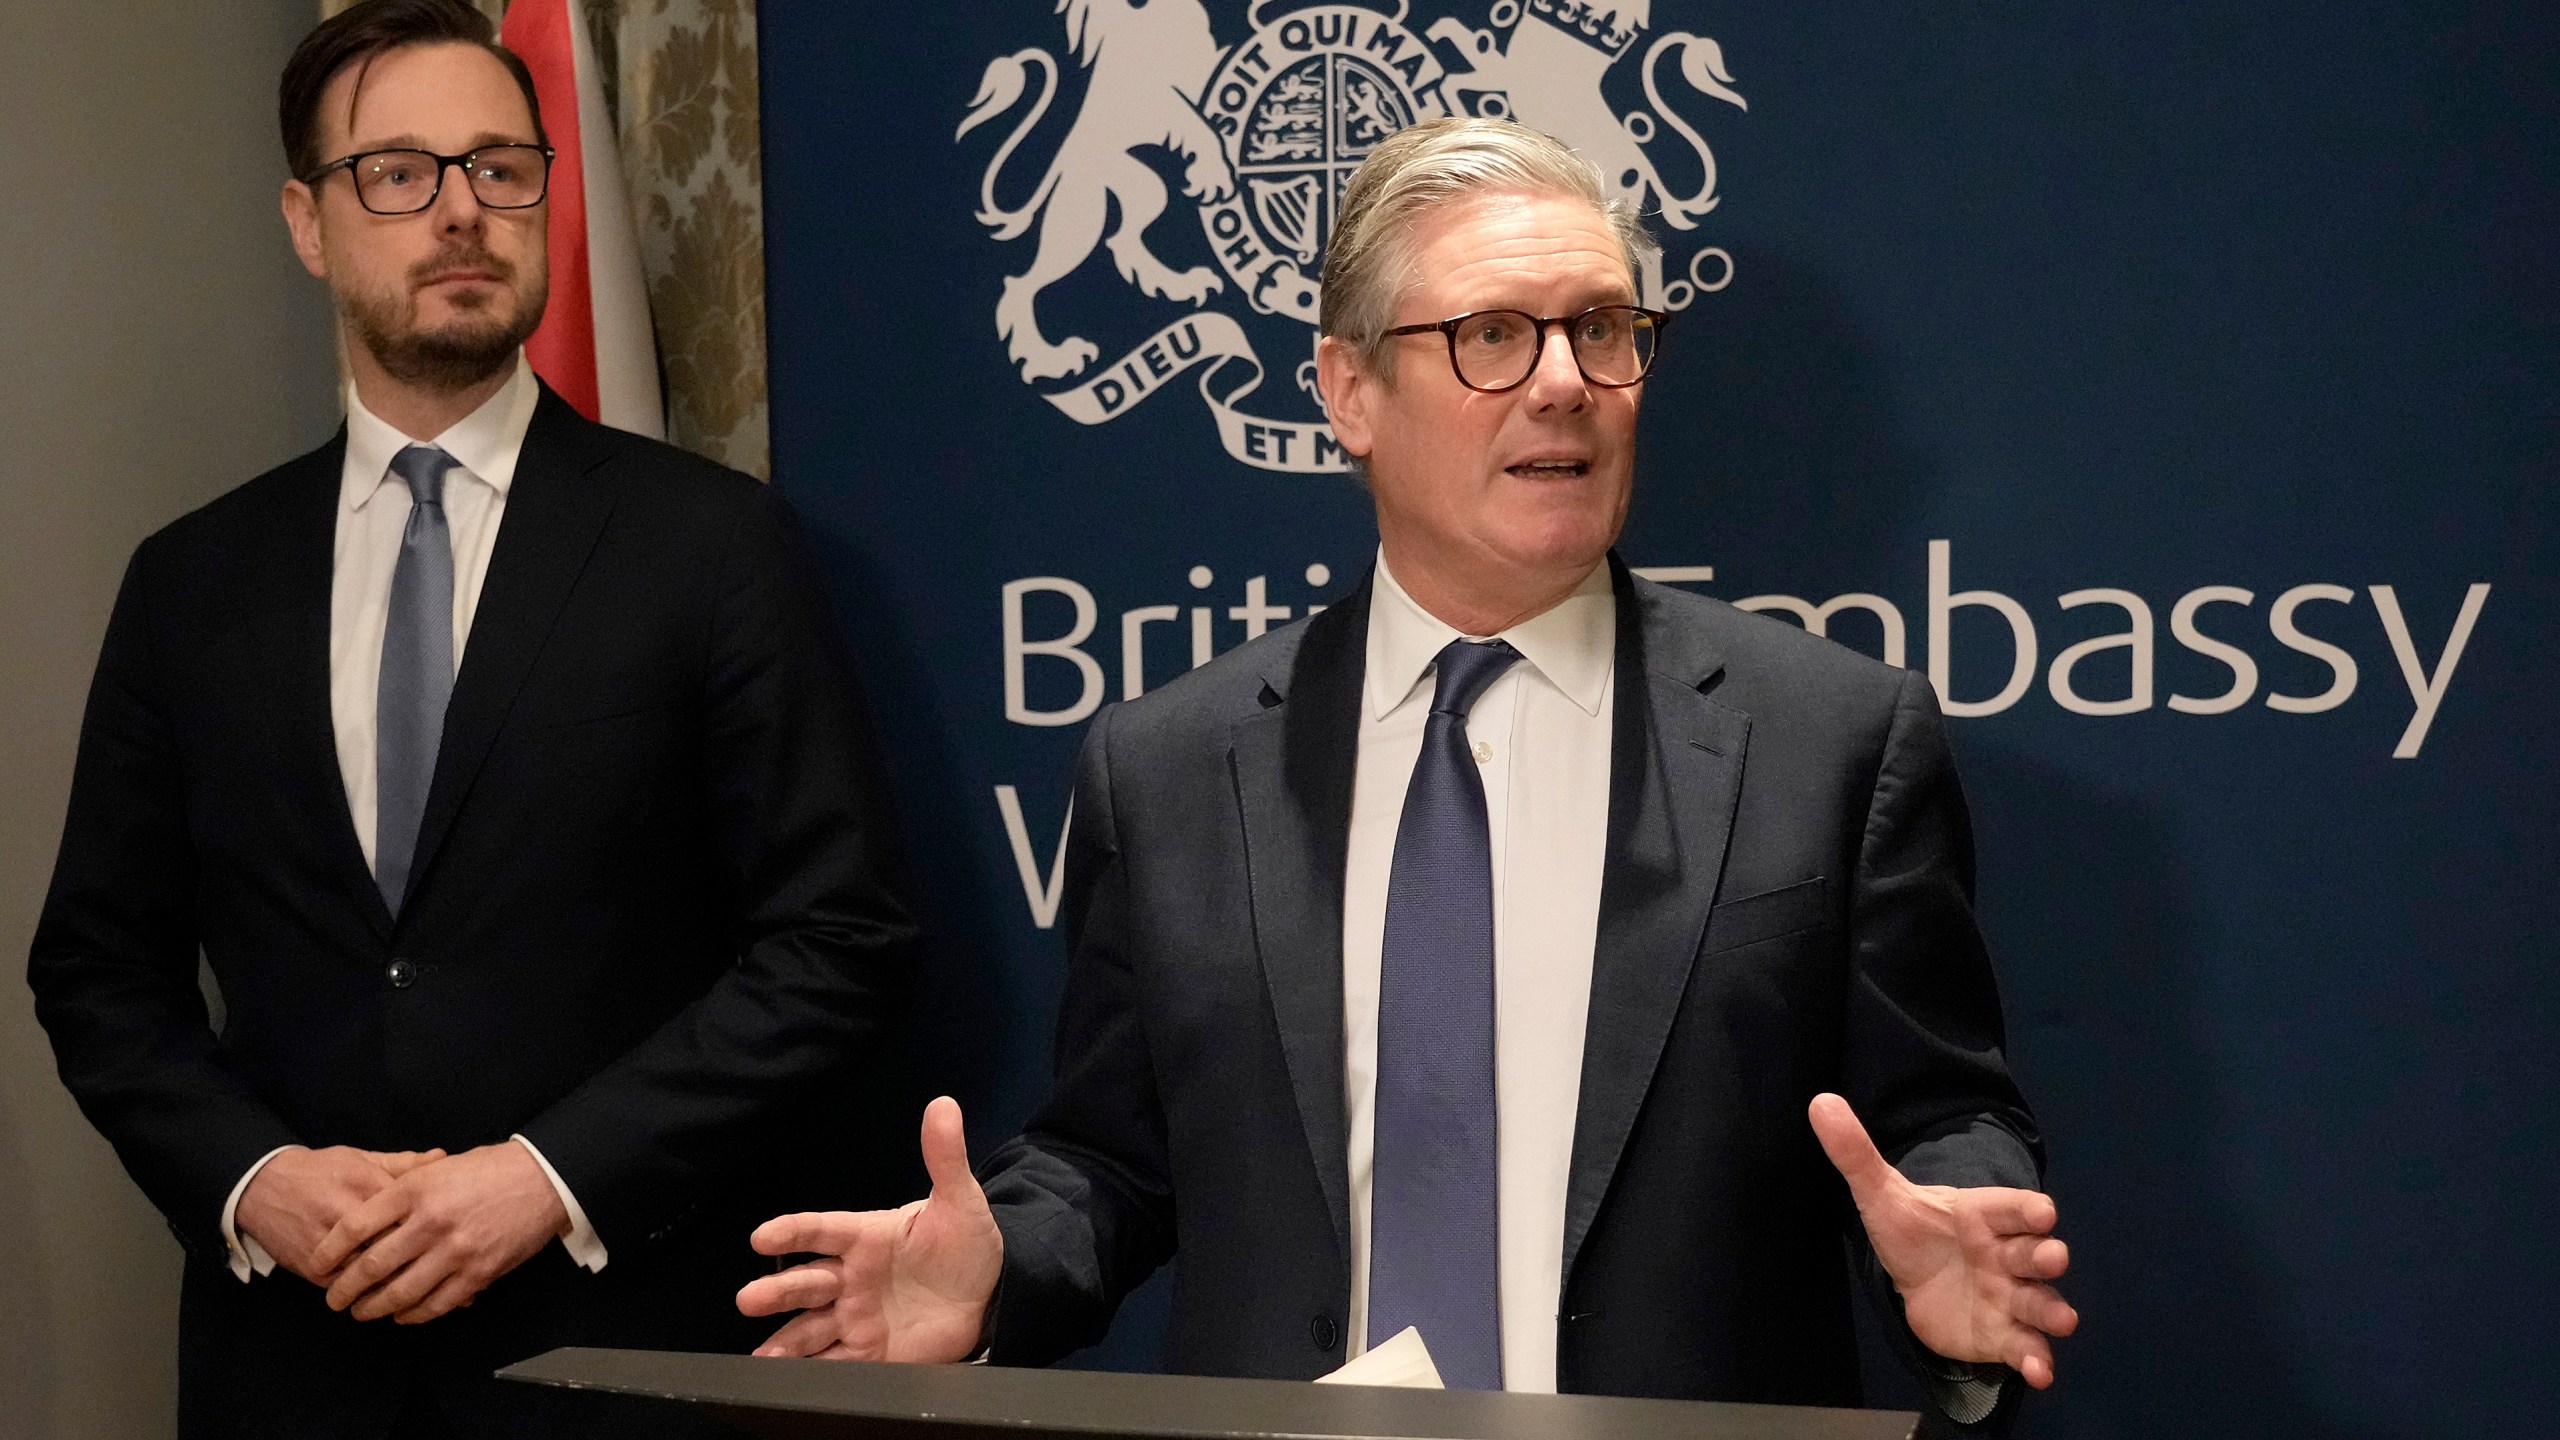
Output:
top-left (1314, 1326), bottom-right (1445, 1389)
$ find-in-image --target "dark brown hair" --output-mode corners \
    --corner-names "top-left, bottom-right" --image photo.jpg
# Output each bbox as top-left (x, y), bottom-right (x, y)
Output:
top-left (279, 0), bottom-right (547, 181)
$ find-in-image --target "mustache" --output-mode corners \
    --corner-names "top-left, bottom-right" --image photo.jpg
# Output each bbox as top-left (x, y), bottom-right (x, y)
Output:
top-left (409, 245), bottom-right (514, 287)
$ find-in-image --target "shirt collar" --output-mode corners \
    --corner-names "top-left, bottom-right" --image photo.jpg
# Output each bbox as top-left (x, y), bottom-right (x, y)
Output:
top-left (1366, 548), bottom-right (1616, 722)
top-left (340, 354), bottom-right (538, 512)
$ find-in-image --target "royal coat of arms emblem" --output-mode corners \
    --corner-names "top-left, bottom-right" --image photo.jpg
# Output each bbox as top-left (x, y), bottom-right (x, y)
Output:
top-left (959, 0), bottom-right (1746, 472)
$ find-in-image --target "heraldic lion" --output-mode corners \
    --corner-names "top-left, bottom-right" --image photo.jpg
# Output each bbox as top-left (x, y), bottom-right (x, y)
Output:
top-left (960, 0), bottom-right (1237, 383)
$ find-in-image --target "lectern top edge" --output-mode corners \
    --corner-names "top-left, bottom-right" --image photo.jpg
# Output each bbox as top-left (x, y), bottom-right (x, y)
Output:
top-left (500, 1347), bottom-right (1919, 1440)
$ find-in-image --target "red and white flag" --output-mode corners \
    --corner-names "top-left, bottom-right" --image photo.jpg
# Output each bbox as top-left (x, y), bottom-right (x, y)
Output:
top-left (502, 0), bottom-right (664, 437)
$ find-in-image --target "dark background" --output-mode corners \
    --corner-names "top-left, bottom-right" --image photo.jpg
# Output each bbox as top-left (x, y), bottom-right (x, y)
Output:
top-left (759, 3), bottom-right (2560, 1434)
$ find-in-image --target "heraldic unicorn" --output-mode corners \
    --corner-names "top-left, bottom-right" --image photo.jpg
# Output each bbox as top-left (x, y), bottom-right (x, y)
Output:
top-left (958, 0), bottom-right (1747, 473)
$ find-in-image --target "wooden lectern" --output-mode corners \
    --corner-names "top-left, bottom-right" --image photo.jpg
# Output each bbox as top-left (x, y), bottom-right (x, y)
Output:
top-left (500, 1347), bottom-right (1919, 1440)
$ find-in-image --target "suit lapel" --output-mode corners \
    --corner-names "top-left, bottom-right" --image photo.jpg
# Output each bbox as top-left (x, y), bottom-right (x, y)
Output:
top-left (277, 430), bottom-right (396, 938)
top-left (400, 389), bottom-right (617, 912)
top-left (1560, 557), bottom-right (1750, 1289)
top-left (1231, 578), bottom-right (1371, 1266)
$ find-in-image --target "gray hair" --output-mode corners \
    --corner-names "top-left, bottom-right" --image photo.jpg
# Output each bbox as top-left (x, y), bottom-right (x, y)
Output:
top-left (1320, 117), bottom-right (1659, 381)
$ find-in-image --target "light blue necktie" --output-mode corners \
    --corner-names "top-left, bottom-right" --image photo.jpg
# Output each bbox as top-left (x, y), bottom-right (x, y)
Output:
top-left (1368, 636), bottom-right (1521, 1392)
top-left (374, 444), bottom-right (455, 914)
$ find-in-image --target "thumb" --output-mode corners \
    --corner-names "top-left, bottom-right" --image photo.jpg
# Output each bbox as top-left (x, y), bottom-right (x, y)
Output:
top-left (919, 1097), bottom-right (985, 1212)
top-left (1808, 1093), bottom-right (1897, 1201)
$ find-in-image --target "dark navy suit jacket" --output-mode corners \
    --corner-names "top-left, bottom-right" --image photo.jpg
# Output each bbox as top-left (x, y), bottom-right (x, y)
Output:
top-left (980, 556), bottom-right (2041, 1427)
top-left (29, 387), bottom-right (917, 1438)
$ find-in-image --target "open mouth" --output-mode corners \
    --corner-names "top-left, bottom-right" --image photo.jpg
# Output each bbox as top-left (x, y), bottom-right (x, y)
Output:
top-left (1507, 459), bottom-right (1591, 479)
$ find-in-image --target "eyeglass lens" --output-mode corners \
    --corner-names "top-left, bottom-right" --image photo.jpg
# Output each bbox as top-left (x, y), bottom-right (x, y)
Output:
top-left (351, 148), bottom-right (549, 215)
top-left (1453, 308), bottom-right (1658, 389)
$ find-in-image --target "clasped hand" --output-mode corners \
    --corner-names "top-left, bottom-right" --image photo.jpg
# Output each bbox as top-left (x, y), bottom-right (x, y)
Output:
top-left (1809, 1093), bottom-right (2079, 1388)
top-left (236, 1140), bottom-right (567, 1325)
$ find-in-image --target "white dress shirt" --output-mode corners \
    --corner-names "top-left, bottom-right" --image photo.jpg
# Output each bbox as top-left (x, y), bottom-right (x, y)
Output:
top-left (1343, 552), bottom-right (1616, 1393)
top-left (218, 358), bottom-right (606, 1281)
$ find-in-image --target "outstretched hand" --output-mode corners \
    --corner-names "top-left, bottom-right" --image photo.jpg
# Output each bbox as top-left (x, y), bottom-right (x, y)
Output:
top-left (737, 1096), bottom-right (1004, 1362)
top-left (1809, 1093), bottom-right (2078, 1388)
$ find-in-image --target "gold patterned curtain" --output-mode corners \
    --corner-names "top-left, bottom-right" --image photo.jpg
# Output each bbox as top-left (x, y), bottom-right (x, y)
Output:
top-left (320, 0), bottom-right (770, 477)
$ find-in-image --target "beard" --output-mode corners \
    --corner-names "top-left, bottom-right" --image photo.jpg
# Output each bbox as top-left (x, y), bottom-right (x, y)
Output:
top-left (343, 242), bottom-right (547, 392)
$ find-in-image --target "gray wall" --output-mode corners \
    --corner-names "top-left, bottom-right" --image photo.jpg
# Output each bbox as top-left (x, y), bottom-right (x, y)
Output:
top-left (0, 4), bottom-right (341, 1436)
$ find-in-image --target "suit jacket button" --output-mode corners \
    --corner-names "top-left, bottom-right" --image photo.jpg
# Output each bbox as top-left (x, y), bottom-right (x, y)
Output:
top-left (1311, 1315), bottom-right (1338, 1351)
top-left (386, 958), bottom-right (416, 989)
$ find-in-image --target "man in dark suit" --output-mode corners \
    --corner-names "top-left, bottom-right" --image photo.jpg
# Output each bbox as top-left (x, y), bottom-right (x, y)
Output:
top-left (26, 2), bottom-right (913, 1434)
top-left (737, 118), bottom-right (2074, 1429)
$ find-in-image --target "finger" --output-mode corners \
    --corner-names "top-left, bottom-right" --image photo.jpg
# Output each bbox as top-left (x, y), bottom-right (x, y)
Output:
top-left (2008, 1280), bottom-right (2079, 1337)
top-left (354, 1244), bottom-right (460, 1323)
top-left (738, 1262), bottom-right (846, 1318)
top-left (2004, 1326), bottom-right (2056, 1388)
top-left (327, 1218), bottom-right (433, 1312)
top-left (750, 1210), bottom-right (878, 1259)
top-left (754, 1308), bottom-right (856, 1359)
top-left (311, 1189), bottom-right (412, 1279)
top-left (1806, 1093), bottom-right (1895, 1200)
top-left (320, 1217), bottom-right (417, 1307)
top-left (1967, 1186), bottom-right (2060, 1237)
top-left (370, 1149), bottom-right (448, 1179)
top-left (338, 1162), bottom-right (395, 1203)
top-left (394, 1269), bottom-right (485, 1326)
top-left (1993, 1233), bottom-right (2070, 1279)
top-left (919, 1097), bottom-right (985, 1210)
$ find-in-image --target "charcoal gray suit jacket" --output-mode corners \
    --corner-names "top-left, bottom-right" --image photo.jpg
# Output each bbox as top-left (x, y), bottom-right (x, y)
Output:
top-left (978, 555), bottom-right (2044, 1426)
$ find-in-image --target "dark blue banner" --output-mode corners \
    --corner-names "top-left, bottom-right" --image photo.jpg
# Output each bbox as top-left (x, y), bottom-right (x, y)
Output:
top-left (760, 3), bottom-right (2558, 1432)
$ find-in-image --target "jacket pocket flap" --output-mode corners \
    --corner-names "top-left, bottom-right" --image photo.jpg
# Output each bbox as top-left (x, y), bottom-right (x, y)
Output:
top-left (1701, 875), bottom-right (1830, 954)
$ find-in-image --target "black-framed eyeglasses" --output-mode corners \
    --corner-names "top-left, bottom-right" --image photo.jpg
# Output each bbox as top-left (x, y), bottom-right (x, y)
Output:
top-left (302, 145), bottom-right (555, 216)
top-left (1385, 305), bottom-right (1668, 392)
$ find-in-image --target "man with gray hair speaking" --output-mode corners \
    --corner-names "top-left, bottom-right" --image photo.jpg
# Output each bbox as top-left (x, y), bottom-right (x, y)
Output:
top-left (740, 117), bottom-right (2074, 1430)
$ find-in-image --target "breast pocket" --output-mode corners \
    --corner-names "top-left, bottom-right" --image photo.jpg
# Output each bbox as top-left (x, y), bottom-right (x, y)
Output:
top-left (551, 697), bottom-right (678, 729)
top-left (519, 700), bottom-right (687, 835)
top-left (1700, 875), bottom-right (1831, 955)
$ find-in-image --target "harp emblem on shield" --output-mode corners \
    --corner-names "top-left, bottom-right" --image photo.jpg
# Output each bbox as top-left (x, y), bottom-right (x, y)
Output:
top-left (1248, 175), bottom-right (1325, 266)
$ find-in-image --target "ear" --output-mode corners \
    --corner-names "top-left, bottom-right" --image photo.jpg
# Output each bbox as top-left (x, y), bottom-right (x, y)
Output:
top-left (281, 178), bottom-right (329, 280)
top-left (1315, 334), bottom-right (1377, 460)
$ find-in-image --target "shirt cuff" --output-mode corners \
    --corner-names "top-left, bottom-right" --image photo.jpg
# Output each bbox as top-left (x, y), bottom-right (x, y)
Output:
top-left (511, 1133), bottom-right (608, 1272)
top-left (221, 1145), bottom-right (300, 1282)
top-left (1926, 1361), bottom-right (2007, 1426)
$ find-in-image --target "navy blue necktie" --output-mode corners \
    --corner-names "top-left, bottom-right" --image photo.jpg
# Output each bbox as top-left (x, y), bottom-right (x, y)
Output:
top-left (1369, 636), bottom-right (1521, 1392)
top-left (374, 444), bottom-right (456, 914)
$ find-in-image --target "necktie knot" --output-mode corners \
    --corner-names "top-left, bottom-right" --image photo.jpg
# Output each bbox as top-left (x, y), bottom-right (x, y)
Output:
top-left (1428, 638), bottom-right (1521, 718)
top-left (389, 445), bottom-right (452, 509)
